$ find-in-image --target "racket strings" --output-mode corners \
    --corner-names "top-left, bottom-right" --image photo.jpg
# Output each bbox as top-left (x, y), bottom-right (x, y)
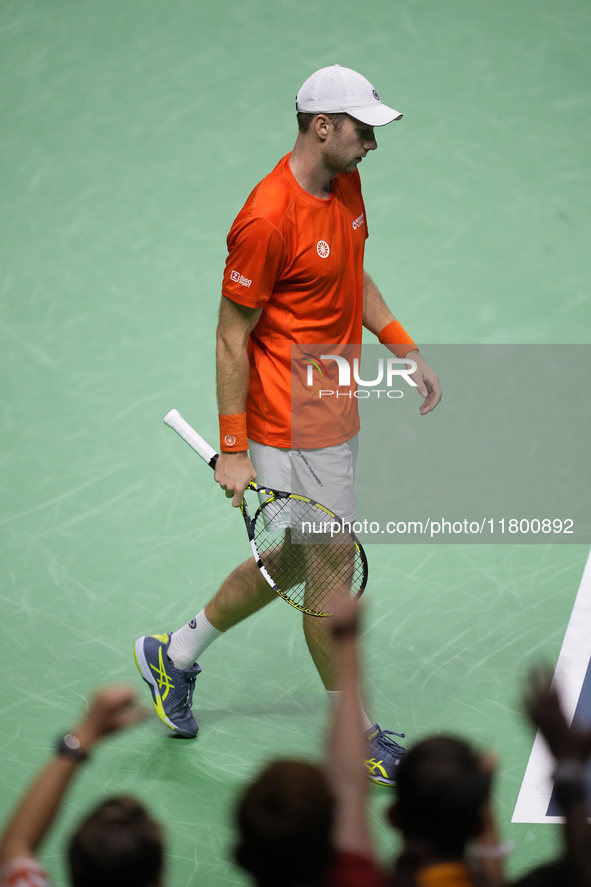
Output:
top-left (253, 498), bottom-right (365, 614)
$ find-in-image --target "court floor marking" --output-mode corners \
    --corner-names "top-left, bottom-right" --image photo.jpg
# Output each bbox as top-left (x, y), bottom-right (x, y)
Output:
top-left (513, 546), bottom-right (591, 823)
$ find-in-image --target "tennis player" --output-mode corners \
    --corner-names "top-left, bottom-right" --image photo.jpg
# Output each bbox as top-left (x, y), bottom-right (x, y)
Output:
top-left (135, 65), bottom-right (442, 785)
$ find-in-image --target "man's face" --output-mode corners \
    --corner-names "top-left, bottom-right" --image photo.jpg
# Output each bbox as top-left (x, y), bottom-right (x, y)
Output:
top-left (321, 115), bottom-right (378, 175)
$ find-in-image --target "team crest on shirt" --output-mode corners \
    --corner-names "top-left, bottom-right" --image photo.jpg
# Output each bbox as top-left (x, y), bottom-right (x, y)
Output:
top-left (317, 240), bottom-right (330, 258)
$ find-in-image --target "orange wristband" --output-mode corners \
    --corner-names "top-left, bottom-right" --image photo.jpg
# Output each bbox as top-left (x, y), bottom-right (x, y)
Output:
top-left (377, 320), bottom-right (418, 358)
top-left (219, 413), bottom-right (248, 453)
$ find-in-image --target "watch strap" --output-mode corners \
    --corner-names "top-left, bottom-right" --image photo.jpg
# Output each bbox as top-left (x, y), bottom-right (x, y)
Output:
top-left (55, 733), bottom-right (89, 762)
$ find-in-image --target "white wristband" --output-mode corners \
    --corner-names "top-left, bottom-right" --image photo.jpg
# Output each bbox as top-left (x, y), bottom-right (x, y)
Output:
top-left (553, 760), bottom-right (586, 783)
top-left (473, 840), bottom-right (514, 859)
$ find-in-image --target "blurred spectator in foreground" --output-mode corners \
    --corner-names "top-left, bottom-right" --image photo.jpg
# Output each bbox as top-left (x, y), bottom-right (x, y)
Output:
top-left (388, 737), bottom-right (505, 887)
top-left (234, 597), bottom-right (385, 886)
top-left (0, 686), bottom-right (156, 887)
top-left (234, 598), bottom-right (506, 887)
top-left (511, 666), bottom-right (591, 887)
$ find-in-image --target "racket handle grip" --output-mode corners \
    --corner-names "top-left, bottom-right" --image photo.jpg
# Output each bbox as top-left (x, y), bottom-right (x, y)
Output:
top-left (163, 410), bottom-right (219, 468)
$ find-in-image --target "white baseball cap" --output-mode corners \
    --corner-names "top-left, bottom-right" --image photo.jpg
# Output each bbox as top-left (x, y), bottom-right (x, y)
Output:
top-left (296, 65), bottom-right (402, 127)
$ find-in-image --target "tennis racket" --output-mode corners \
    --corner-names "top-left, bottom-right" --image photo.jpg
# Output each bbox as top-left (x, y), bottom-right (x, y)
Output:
top-left (163, 409), bottom-right (368, 617)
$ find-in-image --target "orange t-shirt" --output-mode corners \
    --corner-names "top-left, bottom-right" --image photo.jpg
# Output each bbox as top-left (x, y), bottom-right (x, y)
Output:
top-left (221, 153), bottom-right (368, 448)
top-left (416, 862), bottom-right (476, 887)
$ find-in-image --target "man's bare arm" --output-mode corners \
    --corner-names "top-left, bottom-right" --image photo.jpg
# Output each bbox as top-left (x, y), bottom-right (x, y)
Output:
top-left (361, 269), bottom-right (397, 335)
top-left (215, 295), bottom-right (263, 506)
top-left (325, 599), bottom-right (374, 859)
top-left (362, 270), bottom-right (442, 415)
top-left (0, 686), bottom-right (147, 866)
top-left (523, 666), bottom-right (591, 887)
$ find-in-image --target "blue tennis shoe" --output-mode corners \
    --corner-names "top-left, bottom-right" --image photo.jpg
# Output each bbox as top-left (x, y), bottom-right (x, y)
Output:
top-left (365, 724), bottom-right (407, 785)
top-left (134, 632), bottom-right (201, 738)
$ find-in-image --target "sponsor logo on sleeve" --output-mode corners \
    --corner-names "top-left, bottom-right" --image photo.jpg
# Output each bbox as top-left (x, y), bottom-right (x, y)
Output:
top-left (352, 213), bottom-right (365, 230)
top-left (230, 270), bottom-right (252, 287)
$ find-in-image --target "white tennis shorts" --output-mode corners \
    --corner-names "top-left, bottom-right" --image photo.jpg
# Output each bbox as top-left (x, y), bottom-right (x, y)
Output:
top-left (248, 435), bottom-right (359, 523)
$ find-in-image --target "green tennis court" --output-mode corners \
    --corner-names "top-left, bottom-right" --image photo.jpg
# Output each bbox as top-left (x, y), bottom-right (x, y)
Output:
top-left (1, 1), bottom-right (590, 884)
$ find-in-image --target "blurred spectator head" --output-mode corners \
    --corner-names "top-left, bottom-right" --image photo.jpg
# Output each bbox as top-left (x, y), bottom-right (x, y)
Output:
top-left (235, 759), bottom-right (334, 887)
top-left (68, 795), bottom-right (164, 887)
top-left (390, 735), bottom-right (491, 857)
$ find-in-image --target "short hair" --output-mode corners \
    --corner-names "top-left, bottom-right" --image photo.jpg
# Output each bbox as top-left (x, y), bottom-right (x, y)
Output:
top-left (68, 796), bottom-right (164, 887)
top-left (395, 736), bottom-right (490, 858)
top-left (296, 111), bottom-right (346, 134)
top-left (234, 759), bottom-right (334, 887)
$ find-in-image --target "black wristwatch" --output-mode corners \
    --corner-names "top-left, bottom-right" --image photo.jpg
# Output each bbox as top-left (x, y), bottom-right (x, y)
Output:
top-left (553, 760), bottom-right (586, 808)
top-left (55, 733), bottom-right (89, 763)
top-left (554, 779), bottom-right (586, 807)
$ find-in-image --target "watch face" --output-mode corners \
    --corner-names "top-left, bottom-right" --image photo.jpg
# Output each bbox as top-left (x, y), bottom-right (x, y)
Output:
top-left (56, 734), bottom-right (87, 762)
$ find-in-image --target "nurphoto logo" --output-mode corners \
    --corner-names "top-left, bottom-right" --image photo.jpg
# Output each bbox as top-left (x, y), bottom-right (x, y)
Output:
top-left (303, 353), bottom-right (418, 399)
top-left (305, 354), bottom-right (417, 387)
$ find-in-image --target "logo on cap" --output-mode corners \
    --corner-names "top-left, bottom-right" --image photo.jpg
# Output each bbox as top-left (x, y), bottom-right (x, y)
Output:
top-left (372, 89), bottom-right (380, 101)
top-left (317, 241), bottom-right (330, 258)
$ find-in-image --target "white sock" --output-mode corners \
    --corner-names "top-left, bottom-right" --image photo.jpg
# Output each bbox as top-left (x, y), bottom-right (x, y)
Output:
top-left (168, 610), bottom-right (223, 670)
top-left (326, 689), bottom-right (373, 733)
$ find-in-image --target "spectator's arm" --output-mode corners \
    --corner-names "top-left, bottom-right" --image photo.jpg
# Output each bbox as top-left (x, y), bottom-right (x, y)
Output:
top-left (324, 599), bottom-right (374, 859)
top-left (524, 666), bottom-right (591, 887)
top-left (471, 755), bottom-right (509, 887)
top-left (0, 685), bottom-right (147, 866)
top-left (558, 771), bottom-right (591, 887)
top-left (0, 755), bottom-right (81, 865)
